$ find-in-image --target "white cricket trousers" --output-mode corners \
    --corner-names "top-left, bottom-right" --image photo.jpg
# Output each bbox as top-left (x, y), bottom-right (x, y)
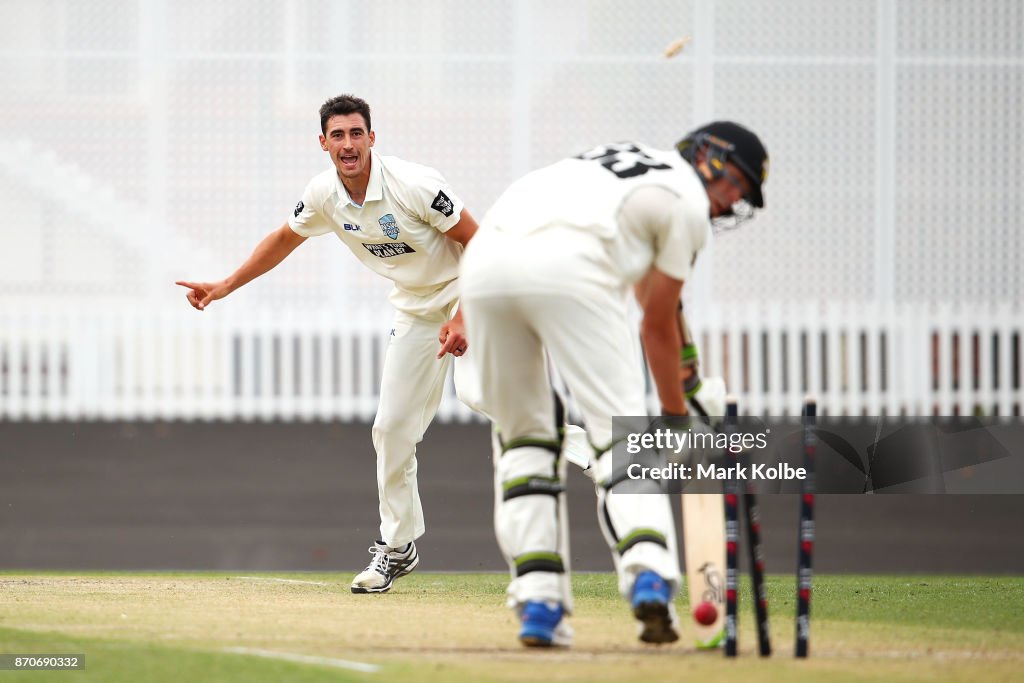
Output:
top-left (460, 227), bottom-right (681, 609)
top-left (372, 303), bottom-right (481, 548)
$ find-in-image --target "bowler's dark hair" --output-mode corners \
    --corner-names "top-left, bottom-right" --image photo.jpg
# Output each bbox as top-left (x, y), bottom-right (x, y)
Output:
top-left (319, 95), bottom-right (371, 135)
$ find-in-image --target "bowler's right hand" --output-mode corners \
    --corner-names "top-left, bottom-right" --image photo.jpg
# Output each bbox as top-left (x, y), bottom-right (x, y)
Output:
top-left (175, 280), bottom-right (231, 311)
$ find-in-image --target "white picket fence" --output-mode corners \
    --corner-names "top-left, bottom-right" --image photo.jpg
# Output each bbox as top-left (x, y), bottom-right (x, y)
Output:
top-left (0, 302), bottom-right (1020, 421)
top-left (694, 301), bottom-right (1021, 417)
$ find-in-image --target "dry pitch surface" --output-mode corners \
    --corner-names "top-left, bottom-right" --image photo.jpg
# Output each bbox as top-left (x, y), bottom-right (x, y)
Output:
top-left (2, 572), bottom-right (1023, 682)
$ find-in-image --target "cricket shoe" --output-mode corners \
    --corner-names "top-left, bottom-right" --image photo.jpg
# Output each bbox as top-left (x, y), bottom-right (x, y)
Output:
top-left (517, 601), bottom-right (573, 647)
top-left (350, 540), bottom-right (419, 594)
top-left (631, 571), bottom-right (680, 644)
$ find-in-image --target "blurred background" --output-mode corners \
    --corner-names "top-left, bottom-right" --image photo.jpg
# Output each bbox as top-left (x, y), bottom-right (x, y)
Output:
top-left (0, 0), bottom-right (1021, 572)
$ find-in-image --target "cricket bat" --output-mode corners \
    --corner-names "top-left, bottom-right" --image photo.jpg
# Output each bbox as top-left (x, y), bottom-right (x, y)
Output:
top-left (676, 300), bottom-right (726, 648)
top-left (682, 492), bottom-right (726, 649)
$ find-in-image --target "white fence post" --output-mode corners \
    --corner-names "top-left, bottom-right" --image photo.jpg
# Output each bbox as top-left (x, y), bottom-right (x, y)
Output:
top-left (996, 302), bottom-right (1015, 416)
top-left (805, 301), bottom-right (823, 412)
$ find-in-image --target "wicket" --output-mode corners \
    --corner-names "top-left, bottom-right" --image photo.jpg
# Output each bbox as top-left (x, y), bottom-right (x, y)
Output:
top-left (720, 396), bottom-right (816, 658)
top-left (722, 400), bottom-right (741, 656)
top-left (795, 398), bottom-right (817, 657)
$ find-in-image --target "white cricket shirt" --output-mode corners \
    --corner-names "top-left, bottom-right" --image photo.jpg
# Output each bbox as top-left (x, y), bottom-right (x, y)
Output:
top-left (477, 142), bottom-right (709, 292)
top-left (288, 150), bottom-right (465, 317)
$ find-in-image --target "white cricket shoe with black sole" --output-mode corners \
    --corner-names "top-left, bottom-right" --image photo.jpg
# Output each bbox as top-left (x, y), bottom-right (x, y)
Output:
top-left (350, 541), bottom-right (420, 594)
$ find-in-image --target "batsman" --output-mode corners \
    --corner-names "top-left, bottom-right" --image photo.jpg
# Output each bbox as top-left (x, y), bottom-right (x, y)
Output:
top-left (460, 121), bottom-right (768, 647)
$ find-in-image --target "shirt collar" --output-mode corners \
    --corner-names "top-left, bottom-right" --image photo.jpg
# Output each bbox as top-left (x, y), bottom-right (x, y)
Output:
top-left (336, 149), bottom-right (384, 208)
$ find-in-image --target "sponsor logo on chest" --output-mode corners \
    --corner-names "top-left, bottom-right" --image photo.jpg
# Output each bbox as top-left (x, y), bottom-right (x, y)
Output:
top-left (363, 242), bottom-right (416, 258)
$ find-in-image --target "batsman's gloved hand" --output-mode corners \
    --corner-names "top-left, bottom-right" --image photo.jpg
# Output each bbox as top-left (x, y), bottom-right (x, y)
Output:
top-left (686, 376), bottom-right (727, 427)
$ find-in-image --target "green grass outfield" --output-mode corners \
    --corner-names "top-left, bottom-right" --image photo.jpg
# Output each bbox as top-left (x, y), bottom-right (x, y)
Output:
top-left (1, 572), bottom-right (1022, 682)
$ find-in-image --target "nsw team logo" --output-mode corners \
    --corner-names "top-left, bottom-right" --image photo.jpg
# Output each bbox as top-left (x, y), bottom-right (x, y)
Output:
top-left (378, 213), bottom-right (399, 240)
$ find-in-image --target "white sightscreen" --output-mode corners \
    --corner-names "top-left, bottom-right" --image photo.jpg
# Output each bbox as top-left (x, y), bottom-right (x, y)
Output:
top-left (1, 0), bottom-right (1020, 320)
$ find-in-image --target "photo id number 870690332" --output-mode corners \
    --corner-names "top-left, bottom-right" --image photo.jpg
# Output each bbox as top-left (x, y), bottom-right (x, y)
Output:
top-left (0, 654), bottom-right (85, 670)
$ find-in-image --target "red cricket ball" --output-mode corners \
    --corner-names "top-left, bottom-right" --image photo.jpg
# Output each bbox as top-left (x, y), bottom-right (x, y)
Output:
top-left (693, 600), bottom-right (718, 626)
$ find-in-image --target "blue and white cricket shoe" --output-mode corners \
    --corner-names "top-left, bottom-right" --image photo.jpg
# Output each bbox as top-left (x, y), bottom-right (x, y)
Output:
top-left (518, 600), bottom-right (572, 647)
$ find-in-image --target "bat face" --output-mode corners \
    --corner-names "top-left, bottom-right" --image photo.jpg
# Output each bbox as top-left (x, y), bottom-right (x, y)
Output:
top-left (682, 493), bottom-right (727, 648)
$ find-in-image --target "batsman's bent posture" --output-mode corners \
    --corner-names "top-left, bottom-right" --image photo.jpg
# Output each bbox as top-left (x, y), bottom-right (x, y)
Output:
top-left (460, 122), bottom-right (768, 647)
top-left (177, 95), bottom-right (482, 594)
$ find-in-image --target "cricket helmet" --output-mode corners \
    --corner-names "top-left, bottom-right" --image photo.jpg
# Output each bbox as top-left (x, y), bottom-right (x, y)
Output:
top-left (676, 121), bottom-right (769, 210)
